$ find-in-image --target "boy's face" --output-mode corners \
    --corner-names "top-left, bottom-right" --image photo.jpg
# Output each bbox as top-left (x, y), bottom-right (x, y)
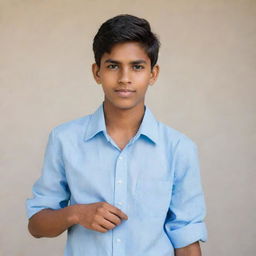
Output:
top-left (92, 42), bottom-right (159, 111)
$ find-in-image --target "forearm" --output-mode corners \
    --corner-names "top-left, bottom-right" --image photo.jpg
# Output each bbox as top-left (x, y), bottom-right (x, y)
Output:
top-left (174, 241), bottom-right (202, 256)
top-left (28, 205), bottom-right (78, 238)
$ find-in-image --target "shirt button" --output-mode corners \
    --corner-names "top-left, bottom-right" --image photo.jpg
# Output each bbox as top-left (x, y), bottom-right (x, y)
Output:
top-left (116, 238), bottom-right (121, 242)
top-left (117, 179), bottom-right (123, 184)
top-left (119, 156), bottom-right (123, 160)
top-left (118, 202), bottom-right (123, 206)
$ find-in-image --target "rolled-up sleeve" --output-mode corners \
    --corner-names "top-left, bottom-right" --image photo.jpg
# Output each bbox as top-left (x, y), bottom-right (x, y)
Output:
top-left (26, 128), bottom-right (70, 219)
top-left (164, 136), bottom-right (208, 248)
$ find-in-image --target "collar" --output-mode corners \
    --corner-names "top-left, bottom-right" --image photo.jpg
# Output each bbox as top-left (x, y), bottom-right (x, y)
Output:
top-left (84, 102), bottom-right (159, 144)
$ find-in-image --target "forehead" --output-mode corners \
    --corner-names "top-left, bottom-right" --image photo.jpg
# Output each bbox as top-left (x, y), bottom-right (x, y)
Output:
top-left (101, 42), bottom-right (150, 63)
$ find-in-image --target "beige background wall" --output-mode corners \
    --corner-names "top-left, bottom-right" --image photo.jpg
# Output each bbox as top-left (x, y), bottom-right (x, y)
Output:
top-left (1, 0), bottom-right (255, 255)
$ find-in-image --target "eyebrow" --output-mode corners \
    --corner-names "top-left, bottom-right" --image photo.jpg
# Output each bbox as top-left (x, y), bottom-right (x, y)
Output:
top-left (104, 59), bottom-right (147, 65)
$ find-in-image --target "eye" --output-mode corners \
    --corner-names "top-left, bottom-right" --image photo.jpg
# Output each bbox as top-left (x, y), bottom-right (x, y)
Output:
top-left (133, 64), bottom-right (144, 70)
top-left (107, 64), bottom-right (118, 70)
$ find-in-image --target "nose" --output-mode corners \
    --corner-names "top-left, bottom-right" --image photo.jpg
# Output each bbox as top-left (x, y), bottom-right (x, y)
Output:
top-left (118, 67), bottom-right (131, 84)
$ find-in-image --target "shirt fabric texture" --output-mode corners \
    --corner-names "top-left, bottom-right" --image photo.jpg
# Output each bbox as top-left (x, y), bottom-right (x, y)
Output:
top-left (26, 103), bottom-right (208, 256)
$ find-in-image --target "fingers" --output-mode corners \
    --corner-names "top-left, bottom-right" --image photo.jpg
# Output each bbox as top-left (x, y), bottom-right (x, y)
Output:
top-left (93, 213), bottom-right (119, 233)
top-left (91, 222), bottom-right (108, 233)
top-left (104, 210), bottom-right (122, 226)
top-left (99, 216), bottom-right (117, 230)
top-left (99, 202), bottom-right (128, 220)
top-left (80, 202), bottom-right (128, 233)
top-left (106, 204), bottom-right (128, 220)
top-left (93, 202), bottom-right (128, 233)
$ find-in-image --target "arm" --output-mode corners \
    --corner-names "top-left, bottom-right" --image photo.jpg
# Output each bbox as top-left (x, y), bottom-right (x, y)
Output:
top-left (26, 128), bottom-right (72, 235)
top-left (28, 203), bottom-right (128, 238)
top-left (164, 136), bottom-right (208, 249)
top-left (26, 129), bottom-right (128, 238)
top-left (28, 206), bottom-right (77, 238)
top-left (174, 241), bottom-right (201, 256)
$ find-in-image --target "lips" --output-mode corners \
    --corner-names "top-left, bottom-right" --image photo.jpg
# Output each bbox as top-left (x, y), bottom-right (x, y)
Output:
top-left (114, 88), bottom-right (136, 97)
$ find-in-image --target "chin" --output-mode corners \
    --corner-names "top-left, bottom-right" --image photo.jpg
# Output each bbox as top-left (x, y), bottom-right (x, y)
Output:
top-left (107, 99), bottom-right (139, 110)
top-left (104, 95), bottom-right (145, 110)
top-left (115, 102), bottom-right (137, 110)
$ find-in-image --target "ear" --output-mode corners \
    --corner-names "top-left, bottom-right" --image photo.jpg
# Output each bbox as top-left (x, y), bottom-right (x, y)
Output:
top-left (149, 64), bottom-right (160, 86)
top-left (92, 63), bottom-right (101, 84)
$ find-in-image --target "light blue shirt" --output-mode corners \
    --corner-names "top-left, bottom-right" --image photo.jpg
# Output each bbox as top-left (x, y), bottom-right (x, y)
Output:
top-left (26, 102), bottom-right (208, 256)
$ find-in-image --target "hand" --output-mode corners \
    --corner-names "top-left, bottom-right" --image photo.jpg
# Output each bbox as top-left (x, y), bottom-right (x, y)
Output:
top-left (74, 202), bottom-right (128, 233)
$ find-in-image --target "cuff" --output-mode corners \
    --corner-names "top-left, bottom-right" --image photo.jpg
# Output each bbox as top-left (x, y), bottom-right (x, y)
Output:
top-left (25, 197), bottom-right (63, 219)
top-left (166, 222), bottom-right (208, 249)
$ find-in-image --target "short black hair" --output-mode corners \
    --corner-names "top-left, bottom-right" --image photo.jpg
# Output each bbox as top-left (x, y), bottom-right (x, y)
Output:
top-left (93, 14), bottom-right (160, 69)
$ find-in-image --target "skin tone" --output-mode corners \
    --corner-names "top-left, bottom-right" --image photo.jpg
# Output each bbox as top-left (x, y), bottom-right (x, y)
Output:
top-left (28, 202), bottom-right (128, 237)
top-left (174, 242), bottom-right (202, 256)
top-left (28, 41), bottom-right (201, 255)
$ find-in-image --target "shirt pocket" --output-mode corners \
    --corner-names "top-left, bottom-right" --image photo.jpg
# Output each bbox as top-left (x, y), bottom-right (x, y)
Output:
top-left (135, 178), bottom-right (171, 218)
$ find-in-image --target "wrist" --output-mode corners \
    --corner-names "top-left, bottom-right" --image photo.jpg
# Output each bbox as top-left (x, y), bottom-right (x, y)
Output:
top-left (67, 204), bottom-right (80, 225)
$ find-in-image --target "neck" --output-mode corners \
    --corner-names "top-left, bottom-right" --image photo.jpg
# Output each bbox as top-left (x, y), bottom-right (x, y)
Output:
top-left (103, 100), bottom-right (145, 134)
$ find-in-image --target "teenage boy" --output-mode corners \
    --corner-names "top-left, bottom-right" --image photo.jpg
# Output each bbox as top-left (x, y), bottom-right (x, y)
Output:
top-left (26, 14), bottom-right (208, 256)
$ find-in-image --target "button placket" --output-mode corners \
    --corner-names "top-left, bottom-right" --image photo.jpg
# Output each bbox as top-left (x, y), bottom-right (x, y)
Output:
top-left (112, 152), bottom-right (127, 256)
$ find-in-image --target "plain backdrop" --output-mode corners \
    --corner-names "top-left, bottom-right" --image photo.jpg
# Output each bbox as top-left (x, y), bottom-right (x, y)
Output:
top-left (0, 0), bottom-right (255, 255)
